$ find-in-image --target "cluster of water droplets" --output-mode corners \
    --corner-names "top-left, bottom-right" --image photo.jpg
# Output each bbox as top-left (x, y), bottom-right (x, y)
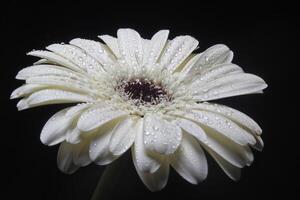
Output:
top-left (143, 116), bottom-right (182, 154)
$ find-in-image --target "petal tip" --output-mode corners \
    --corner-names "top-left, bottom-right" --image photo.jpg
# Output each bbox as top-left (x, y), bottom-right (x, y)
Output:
top-left (17, 99), bottom-right (29, 110)
top-left (10, 91), bottom-right (18, 99)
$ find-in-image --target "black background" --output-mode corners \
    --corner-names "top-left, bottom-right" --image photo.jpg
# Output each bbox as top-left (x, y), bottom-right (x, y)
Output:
top-left (1, 1), bottom-right (298, 200)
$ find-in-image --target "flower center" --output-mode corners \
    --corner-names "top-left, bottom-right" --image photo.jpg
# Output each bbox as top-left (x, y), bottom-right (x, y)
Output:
top-left (117, 78), bottom-right (171, 105)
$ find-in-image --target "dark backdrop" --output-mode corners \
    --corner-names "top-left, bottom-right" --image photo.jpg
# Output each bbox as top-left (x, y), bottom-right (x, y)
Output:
top-left (1, 1), bottom-right (298, 200)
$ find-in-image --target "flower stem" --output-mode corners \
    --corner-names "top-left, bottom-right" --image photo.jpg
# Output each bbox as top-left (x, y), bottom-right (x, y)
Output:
top-left (90, 152), bottom-right (132, 200)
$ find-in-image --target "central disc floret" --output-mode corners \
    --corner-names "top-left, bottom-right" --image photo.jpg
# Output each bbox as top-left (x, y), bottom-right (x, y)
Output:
top-left (117, 78), bottom-right (171, 105)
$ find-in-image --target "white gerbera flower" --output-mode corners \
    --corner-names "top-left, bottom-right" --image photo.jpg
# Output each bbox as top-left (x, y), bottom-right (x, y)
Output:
top-left (11, 28), bottom-right (267, 191)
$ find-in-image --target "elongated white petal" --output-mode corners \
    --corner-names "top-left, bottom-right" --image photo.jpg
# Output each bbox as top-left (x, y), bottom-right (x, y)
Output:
top-left (46, 44), bottom-right (105, 74)
top-left (41, 103), bottom-right (90, 146)
top-left (10, 84), bottom-right (47, 99)
top-left (143, 114), bottom-right (182, 155)
top-left (16, 99), bottom-right (29, 110)
top-left (144, 30), bottom-right (169, 66)
top-left (26, 75), bottom-right (94, 95)
top-left (40, 108), bottom-right (70, 146)
top-left (98, 35), bottom-right (120, 58)
top-left (186, 44), bottom-right (233, 76)
top-left (57, 142), bottom-right (79, 174)
top-left (177, 54), bottom-right (202, 78)
top-left (192, 73), bottom-right (264, 94)
top-left (34, 58), bottom-right (56, 65)
top-left (251, 135), bottom-right (264, 151)
top-left (192, 73), bottom-right (267, 101)
top-left (132, 118), bottom-right (160, 173)
top-left (77, 103), bottom-right (127, 132)
top-left (159, 36), bottom-right (198, 72)
top-left (18, 89), bottom-right (93, 110)
top-left (181, 110), bottom-right (256, 145)
top-left (72, 141), bottom-right (91, 167)
top-left (66, 127), bottom-right (81, 144)
top-left (176, 118), bottom-right (207, 142)
top-left (205, 148), bottom-right (241, 181)
top-left (117, 29), bottom-right (143, 67)
top-left (89, 120), bottom-right (119, 165)
top-left (27, 50), bottom-right (82, 72)
top-left (66, 103), bottom-right (92, 117)
top-left (169, 111), bottom-right (254, 167)
top-left (170, 134), bottom-right (208, 184)
top-left (187, 102), bottom-right (262, 135)
top-left (202, 125), bottom-right (254, 167)
top-left (201, 44), bottom-right (233, 65)
top-left (187, 64), bottom-right (243, 86)
top-left (16, 65), bottom-right (84, 80)
top-left (109, 117), bottom-right (137, 156)
top-left (70, 38), bottom-right (115, 68)
top-left (133, 157), bottom-right (169, 192)
top-left (64, 104), bottom-right (92, 144)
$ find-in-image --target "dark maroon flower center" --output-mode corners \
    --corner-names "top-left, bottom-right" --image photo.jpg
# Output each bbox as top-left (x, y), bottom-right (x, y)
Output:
top-left (117, 78), bottom-right (171, 105)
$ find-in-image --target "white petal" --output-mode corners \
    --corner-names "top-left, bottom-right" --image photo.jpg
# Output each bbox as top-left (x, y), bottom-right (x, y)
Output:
top-left (117, 28), bottom-right (143, 66)
top-left (18, 89), bottom-right (93, 110)
top-left (132, 118), bottom-right (160, 173)
top-left (40, 108), bottom-right (70, 146)
top-left (187, 102), bottom-right (262, 135)
top-left (57, 142), bottom-right (79, 174)
top-left (186, 64), bottom-right (243, 86)
top-left (89, 120), bottom-right (119, 165)
top-left (16, 65), bottom-right (91, 95)
top-left (26, 75), bottom-right (94, 95)
top-left (186, 44), bottom-right (233, 76)
top-left (11, 84), bottom-right (47, 99)
top-left (201, 44), bottom-right (233, 64)
top-left (169, 112), bottom-right (254, 167)
top-left (205, 148), bottom-right (241, 181)
top-left (70, 38), bottom-right (115, 68)
top-left (192, 73), bottom-right (267, 101)
top-left (181, 110), bottom-right (256, 145)
top-left (143, 114), bottom-right (182, 155)
top-left (109, 117), bottom-right (138, 156)
top-left (143, 30), bottom-right (169, 66)
top-left (33, 58), bottom-right (56, 65)
top-left (202, 125), bottom-right (254, 167)
top-left (170, 134), bottom-right (208, 184)
top-left (177, 54), bottom-right (202, 79)
top-left (27, 50), bottom-right (82, 72)
top-left (159, 36), bottom-right (199, 72)
top-left (251, 135), bottom-right (264, 151)
top-left (72, 141), bottom-right (91, 167)
top-left (40, 104), bottom-right (90, 146)
top-left (133, 156), bottom-right (169, 192)
top-left (65, 103), bottom-right (92, 118)
top-left (176, 118), bottom-right (207, 143)
top-left (77, 103), bottom-right (127, 132)
top-left (66, 127), bottom-right (81, 144)
top-left (46, 44), bottom-right (105, 75)
top-left (16, 65), bottom-right (84, 80)
top-left (98, 35), bottom-right (120, 58)
top-left (16, 99), bottom-right (29, 110)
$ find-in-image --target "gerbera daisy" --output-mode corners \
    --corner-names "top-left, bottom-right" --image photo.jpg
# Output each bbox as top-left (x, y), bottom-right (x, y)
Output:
top-left (11, 28), bottom-right (267, 191)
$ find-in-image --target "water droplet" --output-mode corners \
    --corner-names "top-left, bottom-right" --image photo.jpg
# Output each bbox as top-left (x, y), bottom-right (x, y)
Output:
top-left (153, 126), bottom-right (159, 131)
top-left (98, 48), bottom-right (104, 53)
